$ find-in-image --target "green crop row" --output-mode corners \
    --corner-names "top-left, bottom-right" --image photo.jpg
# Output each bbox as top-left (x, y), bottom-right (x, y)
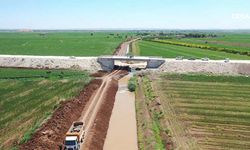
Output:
top-left (150, 39), bottom-right (250, 57)
top-left (0, 68), bottom-right (89, 80)
top-left (0, 68), bottom-right (91, 150)
top-left (157, 73), bottom-right (250, 149)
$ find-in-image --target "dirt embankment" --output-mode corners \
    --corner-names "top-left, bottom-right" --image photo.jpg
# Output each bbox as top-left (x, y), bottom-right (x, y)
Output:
top-left (0, 55), bottom-right (101, 73)
top-left (90, 70), bottom-right (108, 77)
top-left (136, 76), bottom-right (174, 150)
top-left (83, 79), bottom-right (118, 150)
top-left (19, 79), bottom-right (102, 150)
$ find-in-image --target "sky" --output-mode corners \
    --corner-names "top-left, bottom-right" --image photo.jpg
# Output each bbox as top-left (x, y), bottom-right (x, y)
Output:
top-left (0, 0), bottom-right (250, 30)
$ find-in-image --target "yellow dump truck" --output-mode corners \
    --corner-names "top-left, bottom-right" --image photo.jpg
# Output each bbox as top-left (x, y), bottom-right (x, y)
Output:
top-left (64, 122), bottom-right (85, 150)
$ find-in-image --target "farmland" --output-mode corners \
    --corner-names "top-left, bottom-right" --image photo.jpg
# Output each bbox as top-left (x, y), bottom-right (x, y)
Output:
top-left (142, 73), bottom-right (250, 150)
top-left (0, 32), bottom-right (130, 56)
top-left (0, 68), bottom-right (90, 150)
top-left (133, 40), bottom-right (250, 60)
top-left (179, 33), bottom-right (250, 52)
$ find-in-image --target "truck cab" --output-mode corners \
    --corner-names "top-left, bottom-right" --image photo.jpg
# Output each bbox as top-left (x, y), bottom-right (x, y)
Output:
top-left (65, 136), bottom-right (80, 150)
top-left (64, 121), bottom-right (85, 150)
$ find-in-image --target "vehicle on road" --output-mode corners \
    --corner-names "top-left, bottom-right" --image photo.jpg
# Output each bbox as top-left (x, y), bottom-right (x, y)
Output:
top-left (64, 122), bottom-right (85, 150)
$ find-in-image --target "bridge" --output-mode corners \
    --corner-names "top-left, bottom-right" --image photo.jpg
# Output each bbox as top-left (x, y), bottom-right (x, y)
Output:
top-left (97, 56), bottom-right (166, 71)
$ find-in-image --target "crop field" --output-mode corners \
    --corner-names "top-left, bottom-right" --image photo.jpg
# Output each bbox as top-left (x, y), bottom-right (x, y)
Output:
top-left (133, 40), bottom-right (250, 60)
top-left (180, 33), bottom-right (250, 52)
top-left (153, 74), bottom-right (250, 150)
top-left (0, 32), bottom-right (130, 56)
top-left (0, 68), bottom-right (90, 150)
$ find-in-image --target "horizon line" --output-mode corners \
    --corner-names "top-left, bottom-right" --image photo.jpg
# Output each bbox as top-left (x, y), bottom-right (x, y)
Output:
top-left (1, 28), bottom-right (250, 31)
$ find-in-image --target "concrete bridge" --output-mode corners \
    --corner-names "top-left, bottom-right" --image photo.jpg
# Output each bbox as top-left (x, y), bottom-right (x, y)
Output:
top-left (97, 56), bottom-right (166, 71)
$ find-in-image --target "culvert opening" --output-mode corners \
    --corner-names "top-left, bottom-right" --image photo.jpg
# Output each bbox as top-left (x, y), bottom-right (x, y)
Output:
top-left (113, 65), bottom-right (131, 72)
top-left (114, 60), bottom-right (147, 72)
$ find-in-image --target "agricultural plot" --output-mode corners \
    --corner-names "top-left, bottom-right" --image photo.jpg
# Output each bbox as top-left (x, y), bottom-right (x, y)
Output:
top-left (154, 74), bottom-right (250, 150)
top-left (180, 33), bottom-right (250, 52)
top-left (0, 32), bottom-right (129, 56)
top-left (0, 68), bottom-right (90, 150)
top-left (134, 40), bottom-right (250, 60)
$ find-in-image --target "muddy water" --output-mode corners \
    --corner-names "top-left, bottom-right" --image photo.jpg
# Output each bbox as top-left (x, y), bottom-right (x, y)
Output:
top-left (103, 74), bottom-right (138, 150)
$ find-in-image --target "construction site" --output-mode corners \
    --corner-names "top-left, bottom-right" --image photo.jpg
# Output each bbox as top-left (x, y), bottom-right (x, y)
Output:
top-left (1, 34), bottom-right (250, 150)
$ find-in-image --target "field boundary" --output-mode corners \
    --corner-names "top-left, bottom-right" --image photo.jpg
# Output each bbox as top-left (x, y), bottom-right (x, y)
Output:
top-left (150, 39), bottom-right (250, 57)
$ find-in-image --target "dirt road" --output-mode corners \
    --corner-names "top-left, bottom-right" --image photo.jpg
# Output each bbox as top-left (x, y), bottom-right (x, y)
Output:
top-left (114, 39), bottom-right (139, 56)
top-left (79, 69), bottom-right (126, 149)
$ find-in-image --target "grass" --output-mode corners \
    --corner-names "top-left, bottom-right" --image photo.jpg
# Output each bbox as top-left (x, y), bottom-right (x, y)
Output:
top-left (180, 33), bottom-right (250, 52)
top-left (151, 39), bottom-right (250, 57)
top-left (131, 41), bottom-right (140, 56)
top-left (0, 32), bottom-right (131, 56)
top-left (135, 76), bottom-right (170, 150)
top-left (155, 73), bottom-right (250, 150)
top-left (0, 68), bottom-right (88, 79)
top-left (0, 68), bottom-right (91, 150)
top-left (134, 40), bottom-right (250, 60)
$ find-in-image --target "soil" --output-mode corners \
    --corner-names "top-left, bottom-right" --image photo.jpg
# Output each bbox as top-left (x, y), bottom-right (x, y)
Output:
top-left (136, 76), bottom-right (174, 150)
top-left (136, 77), bottom-right (155, 150)
top-left (113, 43), bottom-right (123, 55)
top-left (90, 70), bottom-right (108, 77)
top-left (83, 79), bottom-right (118, 150)
top-left (113, 41), bottom-right (130, 56)
top-left (19, 79), bottom-right (102, 150)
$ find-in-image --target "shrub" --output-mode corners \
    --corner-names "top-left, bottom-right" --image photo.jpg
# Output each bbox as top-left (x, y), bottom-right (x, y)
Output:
top-left (128, 77), bottom-right (137, 92)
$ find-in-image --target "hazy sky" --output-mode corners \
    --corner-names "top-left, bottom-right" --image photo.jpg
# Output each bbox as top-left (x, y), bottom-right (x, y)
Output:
top-left (0, 0), bottom-right (250, 29)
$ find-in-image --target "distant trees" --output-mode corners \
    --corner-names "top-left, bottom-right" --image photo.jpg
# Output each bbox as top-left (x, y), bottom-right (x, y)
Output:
top-left (39, 33), bottom-right (47, 37)
top-left (183, 33), bottom-right (217, 38)
top-left (138, 32), bottom-right (218, 39)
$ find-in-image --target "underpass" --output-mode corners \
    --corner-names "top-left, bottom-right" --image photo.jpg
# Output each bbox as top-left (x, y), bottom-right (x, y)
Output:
top-left (97, 56), bottom-right (166, 71)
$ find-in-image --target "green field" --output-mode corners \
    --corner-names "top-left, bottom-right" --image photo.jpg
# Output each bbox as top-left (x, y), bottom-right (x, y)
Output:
top-left (180, 33), bottom-right (250, 52)
top-left (134, 40), bottom-right (250, 60)
top-left (0, 68), bottom-right (90, 150)
top-left (0, 32), bottom-right (129, 56)
top-left (155, 74), bottom-right (250, 150)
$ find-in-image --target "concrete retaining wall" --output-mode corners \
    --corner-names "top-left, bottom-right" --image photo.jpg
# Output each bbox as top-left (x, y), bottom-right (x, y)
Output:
top-left (0, 55), bottom-right (101, 73)
top-left (159, 59), bottom-right (250, 75)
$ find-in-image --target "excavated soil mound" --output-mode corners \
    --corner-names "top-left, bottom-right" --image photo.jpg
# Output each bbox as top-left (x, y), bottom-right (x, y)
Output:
top-left (83, 79), bottom-right (118, 150)
top-left (19, 79), bottom-right (102, 150)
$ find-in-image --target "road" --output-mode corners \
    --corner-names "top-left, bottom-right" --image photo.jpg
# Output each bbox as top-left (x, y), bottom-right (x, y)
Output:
top-left (114, 39), bottom-right (139, 56)
top-left (78, 70), bottom-right (122, 150)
